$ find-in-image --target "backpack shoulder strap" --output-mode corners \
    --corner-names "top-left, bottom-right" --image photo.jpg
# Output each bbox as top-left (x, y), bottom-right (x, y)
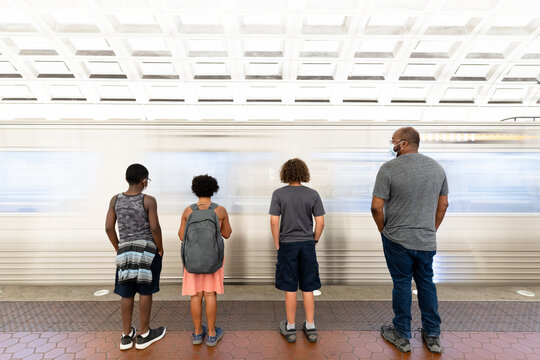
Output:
top-left (208, 202), bottom-right (219, 210)
top-left (190, 203), bottom-right (199, 211)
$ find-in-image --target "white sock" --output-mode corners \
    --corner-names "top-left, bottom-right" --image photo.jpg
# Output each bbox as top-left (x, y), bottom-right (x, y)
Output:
top-left (122, 327), bottom-right (134, 337)
top-left (306, 321), bottom-right (316, 330)
top-left (140, 330), bottom-right (150, 338)
top-left (286, 323), bottom-right (295, 331)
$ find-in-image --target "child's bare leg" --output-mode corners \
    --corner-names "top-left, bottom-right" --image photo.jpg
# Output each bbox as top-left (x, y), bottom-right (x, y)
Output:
top-left (139, 294), bottom-right (152, 334)
top-left (191, 292), bottom-right (204, 334)
top-left (204, 291), bottom-right (217, 336)
top-left (302, 291), bottom-right (315, 323)
top-left (285, 291), bottom-right (297, 326)
top-left (121, 296), bottom-right (134, 335)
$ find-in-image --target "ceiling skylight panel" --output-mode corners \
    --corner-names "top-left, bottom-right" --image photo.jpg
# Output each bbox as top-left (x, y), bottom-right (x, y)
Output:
top-left (0, 12), bottom-right (36, 32)
top-left (193, 62), bottom-right (231, 80)
top-left (85, 61), bottom-right (126, 79)
top-left (243, 38), bottom-right (283, 57)
top-left (425, 15), bottom-right (480, 35)
top-left (348, 63), bottom-right (385, 80)
top-left (109, 13), bottom-right (162, 33)
top-left (49, 84), bottom-right (85, 100)
top-left (466, 39), bottom-right (517, 59)
top-left (392, 87), bottom-right (428, 103)
top-left (486, 17), bottom-right (540, 36)
top-left (0, 85), bottom-right (36, 100)
top-left (246, 85), bottom-right (282, 102)
top-left (356, 39), bottom-right (401, 58)
top-left (400, 63), bottom-right (440, 81)
top-left (197, 85), bottom-right (233, 102)
top-left (139, 62), bottom-right (179, 79)
top-left (452, 64), bottom-right (493, 81)
top-left (7, 37), bottom-right (58, 56)
top-left (297, 63), bottom-right (335, 80)
top-left (245, 62), bottom-right (282, 80)
top-left (411, 40), bottom-right (459, 59)
top-left (240, 14), bottom-right (285, 34)
top-left (295, 86), bottom-right (331, 102)
top-left (147, 85), bottom-right (184, 102)
top-left (503, 65), bottom-right (540, 82)
top-left (125, 38), bottom-right (171, 57)
top-left (43, 13), bottom-right (100, 33)
top-left (300, 40), bottom-right (341, 58)
top-left (176, 14), bottom-right (224, 34)
top-left (65, 38), bottom-right (114, 56)
top-left (439, 87), bottom-right (477, 103)
top-left (303, 15), bottom-right (351, 34)
top-left (98, 85), bottom-right (135, 101)
top-left (187, 39), bottom-right (227, 57)
top-left (0, 61), bottom-right (22, 78)
top-left (343, 86), bottom-right (379, 103)
top-left (521, 40), bottom-right (540, 59)
top-left (489, 88), bottom-right (524, 103)
top-left (365, 15), bottom-right (415, 35)
top-left (32, 60), bottom-right (74, 78)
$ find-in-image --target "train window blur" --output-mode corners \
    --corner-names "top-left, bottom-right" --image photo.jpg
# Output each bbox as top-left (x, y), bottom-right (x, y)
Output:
top-left (0, 152), bottom-right (97, 213)
top-left (314, 152), bottom-right (540, 214)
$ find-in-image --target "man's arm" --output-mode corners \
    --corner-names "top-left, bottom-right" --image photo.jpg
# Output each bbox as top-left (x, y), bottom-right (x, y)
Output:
top-left (370, 196), bottom-right (385, 233)
top-left (145, 195), bottom-right (164, 256)
top-left (314, 215), bottom-right (324, 244)
top-left (105, 196), bottom-right (119, 252)
top-left (435, 195), bottom-right (449, 230)
top-left (270, 215), bottom-right (280, 250)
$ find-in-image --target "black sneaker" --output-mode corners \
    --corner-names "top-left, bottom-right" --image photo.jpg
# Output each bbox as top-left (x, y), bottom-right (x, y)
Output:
top-left (120, 326), bottom-right (136, 350)
top-left (135, 326), bottom-right (166, 350)
top-left (380, 325), bottom-right (411, 353)
top-left (421, 329), bottom-right (442, 354)
top-left (278, 320), bottom-right (296, 343)
top-left (302, 321), bottom-right (317, 343)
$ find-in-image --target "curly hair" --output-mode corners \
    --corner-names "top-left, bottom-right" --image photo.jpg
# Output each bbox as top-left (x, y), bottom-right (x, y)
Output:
top-left (126, 163), bottom-right (149, 185)
top-left (191, 174), bottom-right (219, 197)
top-left (280, 158), bottom-right (310, 183)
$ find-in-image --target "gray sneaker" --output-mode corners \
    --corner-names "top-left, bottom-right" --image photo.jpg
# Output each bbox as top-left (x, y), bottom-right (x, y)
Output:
top-left (380, 325), bottom-right (411, 353)
top-left (279, 320), bottom-right (296, 343)
top-left (421, 329), bottom-right (442, 354)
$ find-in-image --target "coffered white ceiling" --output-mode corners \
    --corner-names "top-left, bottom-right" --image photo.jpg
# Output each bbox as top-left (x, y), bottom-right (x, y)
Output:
top-left (0, 0), bottom-right (539, 121)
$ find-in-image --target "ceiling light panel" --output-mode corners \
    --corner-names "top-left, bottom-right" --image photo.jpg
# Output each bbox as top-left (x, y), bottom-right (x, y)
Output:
top-left (440, 87), bottom-right (478, 103)
top-left (0, 85), bottom-right (36, 100)
top-left (108, 13), bottom-right (162, 33)
top-left (503, 65), bottom-right (540, 82)
top-left (64, 38), bottom-right (114, 56)
top-left (303, 15), bottom-right (351, 34)
top-left (452, 64), bottom-right (494, 81)
top-left (147, 85), bottom-right (184, 102)
top-left (295, 86), bottom-right (331, 102)
top-left (186, 39), bottom-right (227, 57)
top-left (84, 61), bottom-right (126, 79)
top-left (400, 63), bottom-right (440, 81)
top-left (297, 63), bottom-right (335, 80)
top-left (300, 40), bottom-right (341, 58)
top-left (42, 13), bottom-right (100, 33)
top-left (392, 87), bottom-right (428, 103)
top-left (139, 62), bottom-right (179, 79)
top-left (241, 14), bottom-right (285, 34)
top-left (0, 11), bottom-right (36, 32)
top-left (349, 63), bottom-right (386, 80)
top-left (197, 85), bottom-right (233, 102)
top-left (489, 88), bottom-right (524, 103)
top-left (243, 38), bottom-right (283, 57)
top-left (411, 40), bottom-right (459, 58)
top-left (343, 86), bottom-right (379, 103)
top-left (356, 39), bottom-right (401, 58)
top-left (0, 61), bottom-right (22, 78)
top-left (245, 62), bottom-right (282, 80)
top-left (125, 38), bottom-right (171, 57)
top-left (466, 39), bottom-right (517, 59)
top-left (193, 62), bottom-right (231, 80)
top-left (6, 37), bottom-right (58, 56)
top-left (486, 17), bottom-right (540, 36)
top-left (32, 60), bottom-right (74, 78)
top-left (521, 39), bottom-right (540, 59)
top-left (98, 85), bottom-right (135, 101)
top-left (49, 84), bottom-right (85, 100)
top-left (176, 14), bottom-right (224, 34)
top-left (246, 85), bottom-right (282, 102)
top-left (425, 15), bottom-right (480, 35)
top-left (365, 15), bottom-right (415, 35)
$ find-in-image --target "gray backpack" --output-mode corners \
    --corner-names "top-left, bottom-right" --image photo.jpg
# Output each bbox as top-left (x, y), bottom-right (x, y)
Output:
top-left (181, 202), bottom-right (224, 274)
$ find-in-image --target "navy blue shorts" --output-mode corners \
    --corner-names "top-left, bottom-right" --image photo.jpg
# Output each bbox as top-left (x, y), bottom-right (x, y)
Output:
top-left (114, 253), bottom-right (162, 298)
top-left (275, 241), bottom-right (321, 292)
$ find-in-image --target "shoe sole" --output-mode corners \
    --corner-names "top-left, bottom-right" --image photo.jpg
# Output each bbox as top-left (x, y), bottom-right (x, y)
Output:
top-left (380, 331), bottom-right (411, 353)
top-left (135, 328), bottom-right (166, 350)
top-left (119, 342), bottom-right (133, 350)
top-left (422, 337), bottom-right (442, 354)
top-left (206, 333), bottom-right (223, 347)
top-left (192, 339), bottom-right (203, 345)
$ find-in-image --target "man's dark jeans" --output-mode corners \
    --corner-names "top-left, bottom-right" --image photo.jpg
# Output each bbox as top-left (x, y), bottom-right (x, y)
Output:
top-left (382, 233), bottom-right (441, 339)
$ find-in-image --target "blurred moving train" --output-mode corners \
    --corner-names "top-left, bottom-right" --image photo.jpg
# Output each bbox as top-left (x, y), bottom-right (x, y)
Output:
top-left (1, 121), bottom-right (539, 284)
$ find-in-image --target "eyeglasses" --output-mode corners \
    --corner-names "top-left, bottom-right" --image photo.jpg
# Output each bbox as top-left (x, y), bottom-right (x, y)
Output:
top-left (145, 178), bottom-right (151, 183)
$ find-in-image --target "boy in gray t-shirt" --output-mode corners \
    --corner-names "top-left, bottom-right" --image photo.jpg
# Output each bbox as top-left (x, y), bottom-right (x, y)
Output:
top-left (269, 158), bottom-right (325, 343)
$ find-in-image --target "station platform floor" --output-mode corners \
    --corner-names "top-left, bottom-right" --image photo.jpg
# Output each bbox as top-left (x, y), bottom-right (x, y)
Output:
top-left (1, 284), bottom-right (540, 359)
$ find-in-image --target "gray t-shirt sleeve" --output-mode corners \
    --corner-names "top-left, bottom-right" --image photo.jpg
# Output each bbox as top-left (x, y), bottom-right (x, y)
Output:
top-left (440, 173), bottom-right (449, 196)
top-left (313, 192), bottom-right (325, 217)
top-left (372, 166), bottom-right (390, 200)
top-left (269, 191), bottom-right (281, 215)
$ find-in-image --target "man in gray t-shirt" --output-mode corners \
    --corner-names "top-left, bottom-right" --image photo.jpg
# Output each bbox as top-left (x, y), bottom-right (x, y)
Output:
top-left (371, 127), bottom-right (449, 354)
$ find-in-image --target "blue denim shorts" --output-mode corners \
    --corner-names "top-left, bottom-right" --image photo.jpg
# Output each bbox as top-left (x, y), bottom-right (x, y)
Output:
top-left (114, 253), bottom-right (162, 298)
top-left (275, 241), bottom-right (321, 292)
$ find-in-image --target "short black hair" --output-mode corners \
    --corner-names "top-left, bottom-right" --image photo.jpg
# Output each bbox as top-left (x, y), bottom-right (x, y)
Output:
top-left (192, 175), bottom-right (219, 197)
top-left (126, 164), bottom-right (149, 185)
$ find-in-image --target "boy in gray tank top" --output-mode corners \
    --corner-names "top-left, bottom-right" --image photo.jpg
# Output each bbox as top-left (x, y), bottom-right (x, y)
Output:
top-left (105, 164), bottom-right (166, 350)
top-left (371, 127), bottom-right (449, 354)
